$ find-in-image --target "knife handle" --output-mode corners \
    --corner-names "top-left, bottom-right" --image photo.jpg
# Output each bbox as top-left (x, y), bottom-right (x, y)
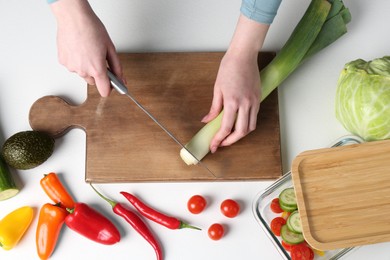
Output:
top-left (107, 70), bottom-right (128, 95)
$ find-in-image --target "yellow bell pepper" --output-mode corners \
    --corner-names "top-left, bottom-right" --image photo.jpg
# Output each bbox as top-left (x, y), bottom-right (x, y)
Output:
top-left (0, 206), bottom-right (34, 250)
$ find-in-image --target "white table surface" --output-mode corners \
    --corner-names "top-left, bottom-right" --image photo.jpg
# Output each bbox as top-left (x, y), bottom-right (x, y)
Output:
top-left (1, 0), bottom-right (390, 259)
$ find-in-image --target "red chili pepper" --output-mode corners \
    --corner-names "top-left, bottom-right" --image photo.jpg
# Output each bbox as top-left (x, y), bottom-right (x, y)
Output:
top-left (91, 185), bottom-right (162, 260)
top-left (120, 191), bottom-right (201, 230)
top-left (65, 202), bottom-right (120, 245)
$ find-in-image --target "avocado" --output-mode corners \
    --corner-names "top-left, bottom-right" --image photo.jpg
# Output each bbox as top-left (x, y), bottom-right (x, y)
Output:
top-left (1, 130), bottom-right (55, 170)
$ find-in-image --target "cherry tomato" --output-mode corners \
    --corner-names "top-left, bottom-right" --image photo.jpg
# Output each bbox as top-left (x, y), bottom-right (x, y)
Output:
top-left (220, 199), bottom-right (240, 218)
top-left (208, 223), bottom-right (224, 241)
top-left (270, 198), bottom-right (284, 214)
top-left (187, 195), bottom-right (207, 214)
top-left (282, 240), bottom-right (294, 252)
top-left (270, 217), bottom-right (286, 236)
top-left (290, 243), bottom-right (314, 260)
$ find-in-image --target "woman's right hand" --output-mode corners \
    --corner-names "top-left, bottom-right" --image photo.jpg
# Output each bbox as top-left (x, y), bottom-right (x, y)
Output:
top-left (50, 0), bottom-right (124, 97)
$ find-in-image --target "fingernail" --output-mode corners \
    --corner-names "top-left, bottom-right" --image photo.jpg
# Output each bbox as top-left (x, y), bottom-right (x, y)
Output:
top-left (201, 115), bottom-right (208, 123)
top-left (210, 146), bottom-right (217, 153)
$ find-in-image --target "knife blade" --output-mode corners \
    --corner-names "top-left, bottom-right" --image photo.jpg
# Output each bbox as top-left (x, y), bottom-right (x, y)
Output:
top-left (107, 70), bottom-right (216, 178)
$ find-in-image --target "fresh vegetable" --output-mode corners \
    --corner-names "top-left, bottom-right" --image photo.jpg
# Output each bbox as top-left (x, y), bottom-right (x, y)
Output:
top-left (280, 225), bottom-right (304, 245)
top-left (282, 240), bottom-right (294, 252)
top-left (279, 188), bottom-right (298, 212)
top-left (120, 191), bottom-right (200, 230)
top-left (281, 211), bottom-right (291, 220)
top-left (1, 130), bottom-right (54, 170)
top-left (279, 203), bottom-right (298, 213)
top-left (40, 172), bottom-right (75, 210)
top-left (290, 243), bottom-right (314, 260)
top-left (220, 199), bottom-right (240, 218)
top-left (270, 187), bottom-right (320, 259)
top-left (65, 202), bottom-right (120, 245)
top-left (180, 0), bottom-right (351, 165)
top-left (36, 203), bottom-right (67, 260)
top-left (335, 56), bottom-right (390, 141)
top-left (90, 185), bottom-right (162, 260)
top-left (287, 211), bottom-right (302, 234)
top-left (187, 195), bottom-right (207, 214)
top-left (0, 206), bottom-right (34, 250)
top-left (270, 217), bottom-right (286, 237)
top-left (207, 223), bottom-right (224, 241)
top-left (270, 198), bottom-right (283, 214)
top-left (0, 155), bottom-right (19, 201)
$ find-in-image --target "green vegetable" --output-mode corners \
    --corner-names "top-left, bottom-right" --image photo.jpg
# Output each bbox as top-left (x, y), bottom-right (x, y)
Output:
top-left (335, 56), bottom-right (390, 141)
top-left (2, 131), bottom-right (55, 170)
top-left (0, 156), bottom-right (19, 201)
top-left (287, 211), bottom-right (303, 234)
top-left (280, 224), bottom-right (305, 245)
top-left (279, 188), bottom-right (298, 209)
top-left (180, 0), bottom-right (352, 165)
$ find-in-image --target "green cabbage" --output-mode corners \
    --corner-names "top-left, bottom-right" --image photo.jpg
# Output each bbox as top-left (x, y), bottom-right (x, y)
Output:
top-left (335, 56), bottom-right (390, 141)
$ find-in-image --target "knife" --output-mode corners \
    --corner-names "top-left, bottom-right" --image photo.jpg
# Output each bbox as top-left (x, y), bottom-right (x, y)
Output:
top-left (107, 70), bottom-right (216, 178)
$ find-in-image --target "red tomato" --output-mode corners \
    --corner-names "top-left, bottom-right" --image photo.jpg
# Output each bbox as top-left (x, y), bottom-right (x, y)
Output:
top-left (208, 223), bottom-right (224, 241)
top-left (282, 240), bottom-right (294, 252)
top-left (290, 243), bottom-right (314, 260)
top-left (270, 217), bottom-right (286, 236)
top-left (220, 199), bottom-right (240, 218)
top-left (187, 195), bottom-right (207, 214)
top-left (270, 198), bottom-right (284, 213)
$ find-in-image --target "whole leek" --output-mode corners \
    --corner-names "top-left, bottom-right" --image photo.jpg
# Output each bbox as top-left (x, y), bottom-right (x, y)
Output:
top-left (180, 0), bottom-right (351, 165)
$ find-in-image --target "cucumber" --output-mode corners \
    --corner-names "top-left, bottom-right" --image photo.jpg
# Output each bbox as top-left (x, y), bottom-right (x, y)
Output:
top-left (281, 225), bottom-right (304, 245)
top-left (279, 202), bottom-right (297, 213)
top-left (0, 155), bottom-right (19, 201)
top-left (287, 211), bottom-right (302, 234)
top-left (279, 188), bottom-right (297, 208)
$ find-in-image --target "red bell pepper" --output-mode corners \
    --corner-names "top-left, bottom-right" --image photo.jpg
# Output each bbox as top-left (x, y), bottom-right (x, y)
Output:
top-left (65, 203), bottom-right (120, 245)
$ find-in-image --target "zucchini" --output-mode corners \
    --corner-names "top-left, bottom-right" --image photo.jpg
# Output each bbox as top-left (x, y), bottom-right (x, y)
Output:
top-left (287, 211), bottom-right (302, 234)
top-left (0, 155), bottom-right (19, 200)
top-left (279, 188), bottom-right (297, 208)
top-left (281, 225), bottom-right (304, 245)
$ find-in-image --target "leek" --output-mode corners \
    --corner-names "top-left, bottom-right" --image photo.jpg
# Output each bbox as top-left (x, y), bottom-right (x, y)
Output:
top-left (180, 0), bottom-right (351, 165)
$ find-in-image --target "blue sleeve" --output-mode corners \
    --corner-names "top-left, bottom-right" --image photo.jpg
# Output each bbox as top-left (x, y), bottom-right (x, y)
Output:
top-left (47, 0), bottom-right (58, 3)
top-left (240, 0), bottom-right (282, 24)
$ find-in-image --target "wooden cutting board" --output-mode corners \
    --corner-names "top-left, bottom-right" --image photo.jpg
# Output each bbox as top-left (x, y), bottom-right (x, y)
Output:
top-left (29, 52), bottom-right (281, 182)
top-left (291, 139), bottom-right (390, 250)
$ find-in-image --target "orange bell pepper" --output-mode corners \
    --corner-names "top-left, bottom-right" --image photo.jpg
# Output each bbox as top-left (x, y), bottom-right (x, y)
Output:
top-left (36, 203), bottom-right (67, 259)
top-left (40, 172), bottom-right (75, 209)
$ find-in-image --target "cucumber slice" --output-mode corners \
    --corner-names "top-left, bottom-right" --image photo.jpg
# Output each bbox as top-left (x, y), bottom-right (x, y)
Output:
top-left (279, 188), bottom-right (297, 208)
top-left (279, 202), bottom-right (297, 212)
top-left (287, 211), bottom-right (302, 234)
top-left (281, 225), bottom-right (304, 245)
top-left (0, 156), bottom-right (19, 201)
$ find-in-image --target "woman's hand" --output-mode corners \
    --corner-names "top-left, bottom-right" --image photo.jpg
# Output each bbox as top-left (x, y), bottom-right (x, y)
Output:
top-left (50, 0), bottom-right (123, 97)
top-left (202, 15), bottom-right (270, 153)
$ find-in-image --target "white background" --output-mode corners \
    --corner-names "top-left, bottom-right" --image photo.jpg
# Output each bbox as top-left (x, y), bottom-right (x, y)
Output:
top-left (1, 0), bottom-right (390, 259)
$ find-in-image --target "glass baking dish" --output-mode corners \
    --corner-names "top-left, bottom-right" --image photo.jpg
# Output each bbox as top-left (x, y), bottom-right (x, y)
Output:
top-left (252, 135), bottom-right (364, 259)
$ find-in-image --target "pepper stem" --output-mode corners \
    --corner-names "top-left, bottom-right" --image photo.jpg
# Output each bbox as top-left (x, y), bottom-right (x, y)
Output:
top-left (90, 183), bottom-right (117, 208)
top-left (180, 221), bottom-right (202, 230)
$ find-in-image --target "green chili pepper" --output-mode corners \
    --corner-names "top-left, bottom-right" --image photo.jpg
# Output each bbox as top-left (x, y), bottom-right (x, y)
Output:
top-left (0, 206), bottom-right (34, 250)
